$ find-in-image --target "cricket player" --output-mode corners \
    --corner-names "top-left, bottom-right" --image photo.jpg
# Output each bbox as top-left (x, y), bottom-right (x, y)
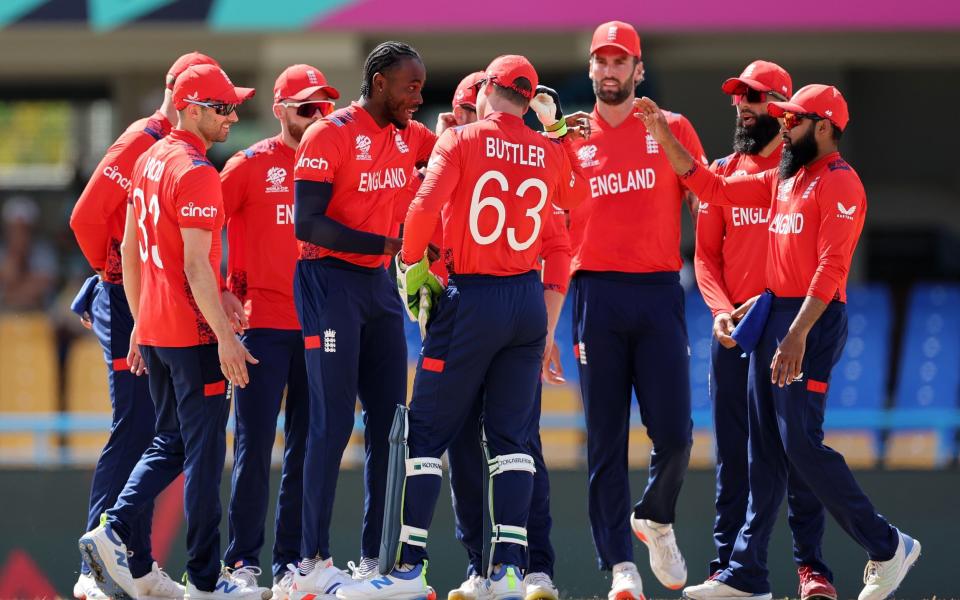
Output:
top-left (289, 41), bottom-right (438, 598)
top-left (69, 50), bottom-right (218, 600)
top-left (220, 64), bottom-right (341, 599)
top-left (335, 53), bottom-right (587, 600)
top-left (79, 64), bottom-right (270, 600)
top-left (440, 71), bottom-right (569, 600)
top-left (695, 61), bottom-right (837, 600)
top-left (637, 85), bottom-right (920, 600)
top-left (567, 21), bottom-right (707, 599)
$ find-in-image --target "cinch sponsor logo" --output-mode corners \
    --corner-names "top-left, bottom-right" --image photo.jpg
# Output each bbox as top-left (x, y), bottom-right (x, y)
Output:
top-left (276, 203), bottom-right (294, 225)
top-left (180, 202), bottom-right (218, 219)
top-left (769, 212), bottom-right (804, 234)
top-left (297, 156), bottom-right (329, 171)
top-left (144, 157), bottom-right (165, 182)
top-left (358, 167), bottom-right (407, 193)
top-left (588, 168), bottom-right (656, 198)
top-left (102, 165), bottom-right (132, 191)
top-left (731, 207), bottom-right (770, 227)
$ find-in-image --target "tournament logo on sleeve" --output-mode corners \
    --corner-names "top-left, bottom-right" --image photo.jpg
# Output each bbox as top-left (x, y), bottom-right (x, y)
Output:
top-left (355, 135), bottom-right (373, 161)
top-left (265, 166), bottom-right (289, 193)
top-left (577, 145), bottom-right (599, 168)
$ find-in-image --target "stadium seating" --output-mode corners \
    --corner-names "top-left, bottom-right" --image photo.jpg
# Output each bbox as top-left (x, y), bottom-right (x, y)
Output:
top-left (64, 334), bottom-right (110, 462)
top-left (885, 284), bottom-right (960, 468)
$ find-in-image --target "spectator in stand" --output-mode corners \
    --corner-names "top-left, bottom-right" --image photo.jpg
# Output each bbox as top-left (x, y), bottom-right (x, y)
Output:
top-left (0, 196), bottom-right (58, 311)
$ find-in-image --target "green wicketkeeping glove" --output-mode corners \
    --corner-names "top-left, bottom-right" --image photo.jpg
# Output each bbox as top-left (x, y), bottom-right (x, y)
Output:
top-left (396, 253), bottom-right (444, 336)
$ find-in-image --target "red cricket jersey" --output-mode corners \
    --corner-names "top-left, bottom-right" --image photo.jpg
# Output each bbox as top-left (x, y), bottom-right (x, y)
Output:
top-left (130, 129), bottom-right (225, 347)
top-left (402, 112), bottom-right (586, 276)
top-left (695, 147), bottom-right (782, 316)
top-left (685, 151), bottom-right (866, 304)
top-left (222, 135), bottom-right (300, 330)
top-left (70, 111), bottom-right (172, 283)
top-left (568, 107), bottom-right (707, 274)
top-left (293, 102), bottom-right (437, 268)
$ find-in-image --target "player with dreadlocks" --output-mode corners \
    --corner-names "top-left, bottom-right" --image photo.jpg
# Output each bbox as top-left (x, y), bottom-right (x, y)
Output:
top-left (288, 41), bottom-right (439, 600)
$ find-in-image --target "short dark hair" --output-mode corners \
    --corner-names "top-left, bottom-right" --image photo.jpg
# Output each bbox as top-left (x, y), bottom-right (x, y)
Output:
top-left (360, 41), bottom-right (422, 98)
top-left (491, 77), bottom-right (532, 108)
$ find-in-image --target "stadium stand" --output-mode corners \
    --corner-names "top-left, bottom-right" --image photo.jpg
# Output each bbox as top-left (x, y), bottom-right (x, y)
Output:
top-left (64, 334), bottom-right (110, 462)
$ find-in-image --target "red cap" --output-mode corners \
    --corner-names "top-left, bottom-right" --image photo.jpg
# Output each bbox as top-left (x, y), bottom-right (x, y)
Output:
top-left (273, 64), bottom-right (341, 103)
top-left (767, 83), bottom-right (849, 131)
top-left (166, 51), bottom-right (219, 90)
top-left (484, 55), bottom-right (538, 99)
top-left (721, 60), bottom-right (792, 99)
top-left (173, 64), bottom-right (255, 110)
top-left (590, 21), bottom-right (641, 58)
top-left (452, 71), bottom-right (485, 109)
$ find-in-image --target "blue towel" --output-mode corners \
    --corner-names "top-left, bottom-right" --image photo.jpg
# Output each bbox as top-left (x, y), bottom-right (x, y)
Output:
top-left (731, 290), bottom-right (773, 354)
top-left (71, 274), bottom-right (100, 317)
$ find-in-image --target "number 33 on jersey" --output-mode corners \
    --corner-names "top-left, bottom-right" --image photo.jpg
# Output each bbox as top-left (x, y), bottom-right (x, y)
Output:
top-left (402, 112), bottom-right (587, 274)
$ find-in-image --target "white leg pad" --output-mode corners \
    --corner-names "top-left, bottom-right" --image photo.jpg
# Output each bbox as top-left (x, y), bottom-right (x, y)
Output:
top-left (405, 457), bottom-right (443, 477)
top-left (487, 453), bottom-right (536, 476)
top-left (491, 524), bottom-right (528, 546)
top-left (399, 525), bottom-right (428, 547)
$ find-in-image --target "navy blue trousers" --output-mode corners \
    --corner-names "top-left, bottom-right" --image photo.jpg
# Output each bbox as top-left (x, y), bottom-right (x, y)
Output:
top-left (719, 299), bottom-right (899, 594)
top-left (447, 381), bottom-right (555, 577)
top-left (401, 272), bottom-right (546, 568)
top-left (294, 258), bottom-right (407, 561)
top-left (572, 272), bottom-right (693, 570)
top-left (710, 338), bottom-right (831, 580)
top-left (225, 328), bottom-right (308, 578)
top-left (82, 280), bottom-right (156, 577)
top-left (107, 344), bottom-right (230, 591)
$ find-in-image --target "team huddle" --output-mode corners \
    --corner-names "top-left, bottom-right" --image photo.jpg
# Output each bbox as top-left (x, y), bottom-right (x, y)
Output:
top-left (68, 19), bottom-right (919, 600)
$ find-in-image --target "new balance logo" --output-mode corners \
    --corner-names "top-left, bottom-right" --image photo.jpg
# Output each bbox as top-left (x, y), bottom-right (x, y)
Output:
top-left (114, 549), bottom-right (128, 569)
top-left (324, 329), bottom-right (336, 353)
top-left (370, 577), bottom-right (394, 590)
top-left (215, 580), bottom-right (239, 594)
top-left (837, 202), bottom-right (857, 220)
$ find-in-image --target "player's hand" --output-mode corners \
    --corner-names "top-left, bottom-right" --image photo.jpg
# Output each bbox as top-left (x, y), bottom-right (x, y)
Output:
top-left (564, 111), bottom-right (591, 139)
top-left (427, 242), bottom-right (441, 263)
top-left (770, 328), bottom-right (806, 387)
top-left (218, 334), bottom-right (258, 388)
top-left (542, 341), bottom-right (565, 384)
top-left (531, 85), bottom-right (568, 138)
top-left (220, 290), bottom-right (249, 334)
top-left (127, 326), bottom-right (147, 376)
top-left (713, 313), bottom-right (737, 349)
top-left (633, 97), bottom-right (671, 145)
top-left (80, 312), bottom-right (93, 330)
top-left (436, 112), bottom-right (458, 135)
top-left (396, 253), bottom-right (444, 323)
top-left (731, 295), bottom-right (759, 323)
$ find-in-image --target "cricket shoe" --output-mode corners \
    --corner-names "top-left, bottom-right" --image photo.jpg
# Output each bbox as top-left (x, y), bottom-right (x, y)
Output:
top-left (608, 562), bottom-right (644, 600)
top-left (523, 572), bottom-right (558, 600)
top-left (73, 572), bottom-right (108, 600)
top-left (797, 566), bottom-right (837, 600)
top-left (484, 565), bottom-right (524, 600)
top-left (630, 515), bottom-right (687, 589)
top-left (290, 559), bottom-right (353, 600)
top-left (184, 567), bottom-right (272, 599)
top-left (273, 564), bottom-right (298, 600)
top-left (335, 562), bottom-right (433, 600)
top-left (348, 558), bottom-right (380, 581)
top-left (135, 562), bottom-right (186, 599)
top-left (858, 531), bottom-right (921, 600)
top-left (448, 574), bottom-right (485, 600)
top-left (681, 579), bottom-right (770, 600)
top-left (78, 523), bottom-right (137, 600)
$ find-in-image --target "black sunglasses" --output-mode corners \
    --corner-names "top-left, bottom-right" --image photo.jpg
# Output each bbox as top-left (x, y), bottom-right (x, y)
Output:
top-left (185, 99), bottom-right (239, 116)
top-left (732, 88), bottom-right (787, 105)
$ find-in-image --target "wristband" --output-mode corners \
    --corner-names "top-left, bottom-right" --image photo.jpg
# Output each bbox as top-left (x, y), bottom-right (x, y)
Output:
top-left (680, 161), bottom-right (699, 179)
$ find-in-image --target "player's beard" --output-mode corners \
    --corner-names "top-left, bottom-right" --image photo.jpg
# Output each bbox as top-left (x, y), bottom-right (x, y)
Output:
top-left (779, 126), bottom-right (818, 179)
top-left (593, 75), bottom-right (635, 105)
top-left (733, 113), bottom-right (781, 155)
top-left (286, 115), bottom-right (308, 143)
top-left (199, 114), bottom-right (230, 144)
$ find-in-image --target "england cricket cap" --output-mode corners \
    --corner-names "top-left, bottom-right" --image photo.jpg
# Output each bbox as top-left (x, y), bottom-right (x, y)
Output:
top-left (274, 64), bottom-right (341, 102)
top-left (767, 83), bottom-right (849, 131)
top-left (590, 21), bottom-right (641, 58)
top-left (166, 51), bottom-right (219, 90)
top-left (452, 71), bottom-right (485, 109)
top-left (722, 60), bottom-right (792, 99)
top-left (484, 55), bottom-right (538, 100)
top-left (173, 64), bottom-right (255, 110)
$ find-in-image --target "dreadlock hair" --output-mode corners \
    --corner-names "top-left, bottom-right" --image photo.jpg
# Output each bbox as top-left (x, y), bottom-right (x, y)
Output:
top-left (360, 41), bottom-right (422, 98)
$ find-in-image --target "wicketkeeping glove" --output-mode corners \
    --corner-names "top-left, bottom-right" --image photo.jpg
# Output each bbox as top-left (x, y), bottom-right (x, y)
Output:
top-left (530, 85), bottom-right (568, 138)
top-left (396, 253), bottom-right (444, 337)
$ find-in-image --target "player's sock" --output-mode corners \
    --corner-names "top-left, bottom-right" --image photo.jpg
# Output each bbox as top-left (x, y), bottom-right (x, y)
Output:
top-left (299, 557), bottom-right (321, 576)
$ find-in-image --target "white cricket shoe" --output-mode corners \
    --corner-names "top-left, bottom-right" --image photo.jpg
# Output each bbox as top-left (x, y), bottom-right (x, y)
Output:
top-left (78, 523), bottom-right (137, 599)
top-left (448, 574), bottom-right (484, 600)
top-left (523, 572), bottom-right (558, 600)
top-left (630, 515), bottom-right (687, 590)
top-left (335, 562), bottom-right (433, 600)
top-left (273, 564), bottom-right (297, 600)
top-left (184, 567), bottom-right (272, 599)
top-left (484, 565), bottom-right (524, 600)
top-left (681, 579), bottom-right (770, 600)
top-left (608, 562), bottom-right (644, 600)
top-left (290, 559), bottom-right (353, 600)
top-left (135, 562), bottom-right (186, 599)
top-left (73, 572), bottom-right (108, 600)
top-left (348, 558), bottom-right (380, 582)
top-left (858, 531), bottom-right (921, 600)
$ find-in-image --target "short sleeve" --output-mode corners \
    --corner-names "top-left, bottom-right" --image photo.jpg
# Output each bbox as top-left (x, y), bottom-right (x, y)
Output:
top-left (176, 166), bottom-right (223, 230)
top-left (294, 121), bottom-right (343, 183)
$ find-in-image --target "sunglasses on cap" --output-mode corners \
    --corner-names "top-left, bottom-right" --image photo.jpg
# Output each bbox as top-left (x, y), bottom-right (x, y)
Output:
top-left (278, 100), bottom-right (336, 119)
top-left (732, 88), bottom-right (787, 105)
top-left (782, 112), bottom-right (824, 131)
top-left (184, 99), bottom-right (239, 116)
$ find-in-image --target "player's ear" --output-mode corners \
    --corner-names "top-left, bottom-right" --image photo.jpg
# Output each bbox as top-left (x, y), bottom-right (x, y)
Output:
top-left (272, 103), bottom-right (284, 121)
top-left (372, 72), bottom-right (386, 96)
top-left (634, 60), bottom-right (645, 86)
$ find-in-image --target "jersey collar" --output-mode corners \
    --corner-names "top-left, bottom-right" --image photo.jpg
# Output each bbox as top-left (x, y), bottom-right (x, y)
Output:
top-left (273, 133), bottom-right (295, 157)
top-left (485, 111), bottom-right (525, 127)
top-left (169, 128), bottom-right (208, 155)
top-left (803, 150), bottom-right (842, 174)
top-left (591, 103), bottom-right (642, 132)
top-left (351, 101), bottom-right (392, 133)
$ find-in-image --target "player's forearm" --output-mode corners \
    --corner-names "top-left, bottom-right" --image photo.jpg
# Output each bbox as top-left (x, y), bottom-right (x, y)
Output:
top-left (184, 259), bottom-right (234, 341)
top-left (788, 296), bottom-right (828, 337)
top-left (120, 207), bottom-right (140, 320)
top-left (293, 179), bottom-right (388, 255)
top-left (544, 289), bottom-right (565, 342)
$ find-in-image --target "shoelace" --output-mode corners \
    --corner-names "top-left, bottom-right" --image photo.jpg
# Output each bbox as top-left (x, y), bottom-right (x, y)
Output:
top-left (613, 569), bottom-right (638, 587)
top-left (231, 566), bottom-right (262, 589)
top-left (863, 561), bottom-right (881, 584)
top-left (347, 558), bottom-right (379, 580)
top-left (649, 528), bottom-right (684, 565)
top-left (277, 564), bottom-right (297, 589)
top-left (466, 574), bottom-right (485, 591)
top-left (152, 566), bottom-right (181, 593)
top-left (526, 573), bottom-right (553, 589)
